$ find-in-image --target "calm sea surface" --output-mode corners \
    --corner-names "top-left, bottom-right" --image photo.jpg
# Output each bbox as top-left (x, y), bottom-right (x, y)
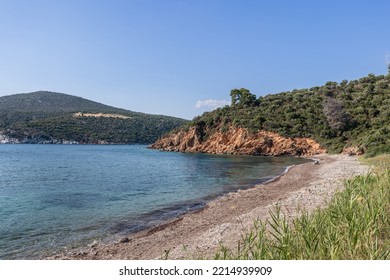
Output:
top-left (0, 144), bottom-right (309, 259)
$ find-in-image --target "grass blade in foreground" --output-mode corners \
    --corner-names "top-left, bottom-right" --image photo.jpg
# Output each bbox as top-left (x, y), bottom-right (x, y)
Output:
top-left (216, 169), bottom-right (390, 260)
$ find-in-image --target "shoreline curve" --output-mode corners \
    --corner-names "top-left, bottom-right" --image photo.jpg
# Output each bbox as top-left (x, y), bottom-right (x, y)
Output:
top-left (49, 154), bottom-right (369, 260)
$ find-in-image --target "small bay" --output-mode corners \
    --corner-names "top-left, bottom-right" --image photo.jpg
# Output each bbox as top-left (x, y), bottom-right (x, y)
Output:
top-left (0, 144), bottom-right (309, 259)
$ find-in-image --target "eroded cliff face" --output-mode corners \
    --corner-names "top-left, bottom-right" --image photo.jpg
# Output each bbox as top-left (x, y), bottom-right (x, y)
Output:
top-left (150, 126), bottom-right (326, 156)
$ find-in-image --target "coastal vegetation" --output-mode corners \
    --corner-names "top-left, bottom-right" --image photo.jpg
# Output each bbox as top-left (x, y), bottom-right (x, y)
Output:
top-left (0, 91), bottom-right (187, 144)
top-left (159, 71), bottom-right (390, 157)
top-left (215, 154), bottom-right (390, 260)
top-left (360, 153), bottom-right (390, 173)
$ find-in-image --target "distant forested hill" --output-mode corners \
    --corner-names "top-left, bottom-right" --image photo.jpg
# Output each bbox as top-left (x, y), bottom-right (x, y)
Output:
top-left (0, 91), bottom-right (187, 144)
top-left (156, 71), bottom-right (390, 157)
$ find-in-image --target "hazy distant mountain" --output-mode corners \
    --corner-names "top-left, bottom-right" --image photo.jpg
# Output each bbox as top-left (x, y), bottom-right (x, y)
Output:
top-left (0, 91), bottom-right (187, 144)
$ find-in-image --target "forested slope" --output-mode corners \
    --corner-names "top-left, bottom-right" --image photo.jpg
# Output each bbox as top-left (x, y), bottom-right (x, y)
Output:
top-left (0, 91), bottom-right (187, 144)
top-left (153, 72), bottom-right (390, 156)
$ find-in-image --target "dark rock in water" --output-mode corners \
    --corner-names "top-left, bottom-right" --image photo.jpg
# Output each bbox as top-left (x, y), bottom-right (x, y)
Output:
top-left (120, 237), bottom-right (131, 243)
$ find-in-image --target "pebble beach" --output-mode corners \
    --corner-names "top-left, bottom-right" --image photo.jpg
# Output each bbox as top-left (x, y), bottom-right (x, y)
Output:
top-left (51, 154), bottom-right (369, 260)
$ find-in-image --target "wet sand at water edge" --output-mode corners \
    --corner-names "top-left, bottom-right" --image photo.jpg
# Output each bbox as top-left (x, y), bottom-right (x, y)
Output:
top-left (50, 154), bottom-right (369, 260)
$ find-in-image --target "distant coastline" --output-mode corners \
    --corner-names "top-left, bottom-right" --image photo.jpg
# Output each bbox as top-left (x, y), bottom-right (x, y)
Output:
top-left (0, 133), bottom-right (80, 144)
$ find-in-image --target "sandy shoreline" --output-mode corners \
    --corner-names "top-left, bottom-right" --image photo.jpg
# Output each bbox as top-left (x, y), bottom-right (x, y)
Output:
top-left (50, 154), bottom-right (369, 260)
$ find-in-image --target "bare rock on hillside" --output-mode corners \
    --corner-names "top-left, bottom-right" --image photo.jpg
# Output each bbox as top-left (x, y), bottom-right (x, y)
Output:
top-left (151, 126), bottom-right (326, 156)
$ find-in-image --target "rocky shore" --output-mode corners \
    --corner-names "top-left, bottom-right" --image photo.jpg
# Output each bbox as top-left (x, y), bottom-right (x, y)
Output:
top-left (0, 132), bottom-right (115, 144)
top-left (151, 127), bottom-right (325, 156)
top-left (0, 133), bottom-right (20, 144)
top-left (50, 154), bottom-right (369, 260)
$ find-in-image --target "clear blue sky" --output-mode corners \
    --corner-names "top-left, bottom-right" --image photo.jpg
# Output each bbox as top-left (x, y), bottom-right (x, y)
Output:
top-left (1, 0), bottom-right (389, 119)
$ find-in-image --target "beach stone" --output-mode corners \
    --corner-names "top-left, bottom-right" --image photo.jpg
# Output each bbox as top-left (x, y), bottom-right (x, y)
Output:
top-left (120, 237), bottom-right (131, 243)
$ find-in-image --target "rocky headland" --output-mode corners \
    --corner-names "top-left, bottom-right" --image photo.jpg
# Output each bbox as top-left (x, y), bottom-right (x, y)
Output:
top-left (151, 126), bottom-right (326, 156)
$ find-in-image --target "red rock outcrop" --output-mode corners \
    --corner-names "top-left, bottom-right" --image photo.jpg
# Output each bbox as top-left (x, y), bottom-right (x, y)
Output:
top-left (342, 146), bottom-right (364, 156)
top-left (150, 126), bottom-right (326, 156)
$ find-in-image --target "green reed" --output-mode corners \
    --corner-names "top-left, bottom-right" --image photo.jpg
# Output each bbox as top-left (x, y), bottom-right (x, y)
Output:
top-left (215, 170), bottom-right (390, 260)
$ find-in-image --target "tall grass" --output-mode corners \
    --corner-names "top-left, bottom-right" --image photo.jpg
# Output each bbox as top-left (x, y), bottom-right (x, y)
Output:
top-left (215, 169), bottom-right (390, 260)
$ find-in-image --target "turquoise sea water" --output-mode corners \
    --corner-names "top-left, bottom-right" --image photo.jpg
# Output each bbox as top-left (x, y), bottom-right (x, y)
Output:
top-left (0, 144), bottom-right (309, 259)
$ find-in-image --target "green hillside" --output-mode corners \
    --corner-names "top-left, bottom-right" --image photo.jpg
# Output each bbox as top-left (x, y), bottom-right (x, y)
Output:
top-left (181, 72), bottom-right (390, 157)
top-left (0, 91), bottom-right (187, 144)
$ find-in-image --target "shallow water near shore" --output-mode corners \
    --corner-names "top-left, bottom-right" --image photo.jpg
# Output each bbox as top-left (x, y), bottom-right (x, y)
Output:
top-left (0, 144), bottom-right (309, 259)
